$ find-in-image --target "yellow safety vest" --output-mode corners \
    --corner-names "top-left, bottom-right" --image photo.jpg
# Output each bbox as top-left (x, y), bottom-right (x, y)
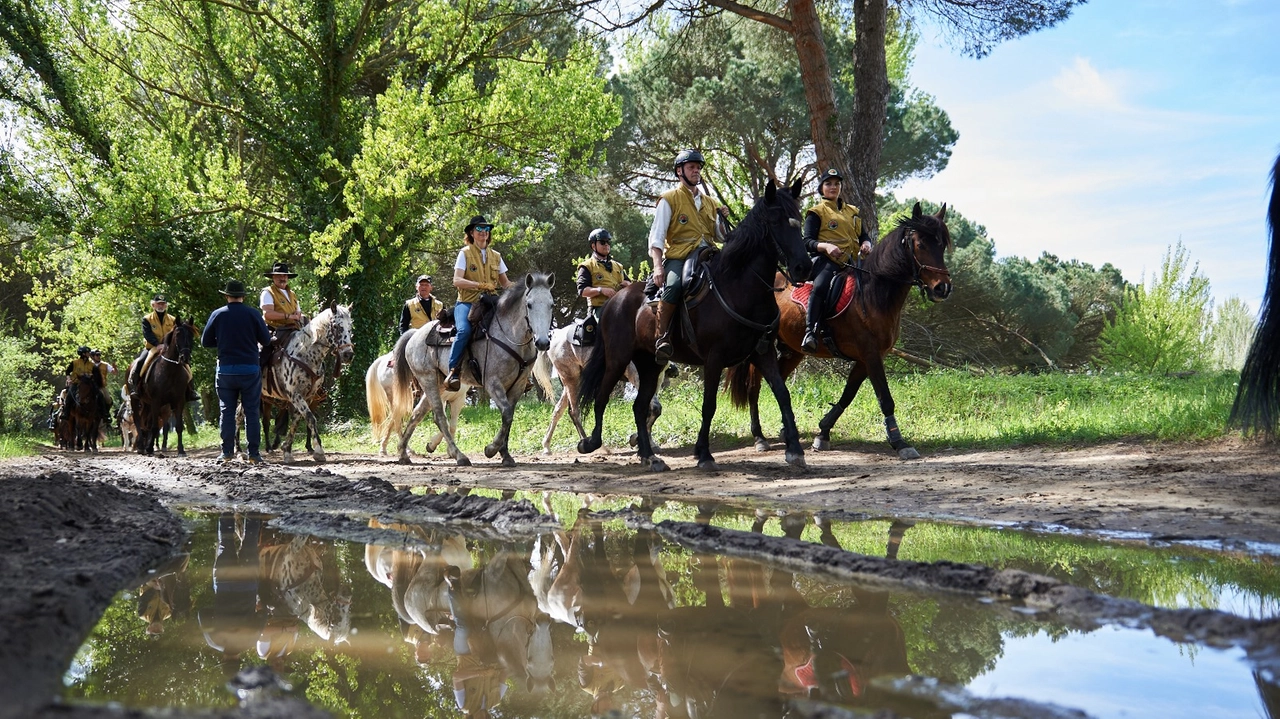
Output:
top-left (661, 185), bottom-right (720, 260)
top-left (144, 311), bottom-right (177, 350)
top-left (67, 357), bottom-right (96, 382)
top-left (579, 256), bottom-right (626, 308)
top-left (405, 295), bottom-right (443, 329)
top-left (264, 285), bottom-right (300, 329)
top-left (808, 198), bottom-right (863, 255)
top-left (457, 244), bottom-right (503, 304)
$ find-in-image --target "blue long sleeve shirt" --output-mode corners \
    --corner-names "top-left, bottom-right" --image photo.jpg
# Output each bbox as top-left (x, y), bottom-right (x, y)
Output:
top-left (201, 302), bottom-right (271, 372)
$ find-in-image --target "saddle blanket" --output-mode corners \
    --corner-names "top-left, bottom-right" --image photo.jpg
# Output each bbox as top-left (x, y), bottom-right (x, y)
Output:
top-left (789, 273), bottom-right (855, 319)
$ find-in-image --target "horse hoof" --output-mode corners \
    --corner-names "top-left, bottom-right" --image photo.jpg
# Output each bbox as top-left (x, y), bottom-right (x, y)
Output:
top-left (577, 438), bottom-right (598, 454)
top-left (501, 456), bottom-right (516, 468)
top-left (697, 460), bottom-right (719, 472)
top-left (457, 455), bottom-right (471, 467)
top-left (398, 455), bottom-right (412, 465)
top-left (786, 451), bottom-right (807, 470)
top-left (897, 446), bottom-right (921, 460)
top-left (541, 448), bottom-right (552, 456)
top-left (649, 457), bottom-right (669, 472)
top-left (484, 444), bottom-right (498, 459)
top-left (813, 437), bottom-right (832, 451)
top-left (313, 453), bottom-right (327, 464)
top-left (178, 451), bottom-right (186, 458)
top-left (628, 433), bottom-right (639, 448)
top-left (754, 438), bottom-right (770, 453)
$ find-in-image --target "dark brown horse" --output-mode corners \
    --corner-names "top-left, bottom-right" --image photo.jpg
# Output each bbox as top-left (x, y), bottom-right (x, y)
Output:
top-left (70, 373), bottom-right (104, 453)
top-left (1231, 152), bottom-right (1280, 439)
top-left (577, 180), bottom-right (812, 471)
top-left (727, 202), bottom-right (953, 459)
top-left (133, 318), bottom-right (195, 456)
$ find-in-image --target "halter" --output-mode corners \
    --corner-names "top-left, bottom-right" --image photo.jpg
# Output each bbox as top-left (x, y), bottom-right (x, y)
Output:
top-left (901, 228), bottom-right (951, 289)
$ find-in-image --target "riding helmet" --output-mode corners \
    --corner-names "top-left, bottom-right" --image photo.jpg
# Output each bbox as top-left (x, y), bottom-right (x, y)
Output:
top-left (674, 148), bottom-right (705, 173)
top-left (588, 228), bottom-right (612, 246)
top-left (77, 345), bottom-right (90, 355)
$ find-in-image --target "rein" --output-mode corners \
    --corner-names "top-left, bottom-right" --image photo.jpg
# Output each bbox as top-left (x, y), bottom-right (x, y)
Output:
top-left (482, 296), bottom-right (536, 396)
top-left (836, 227), bottom-right (950, 291)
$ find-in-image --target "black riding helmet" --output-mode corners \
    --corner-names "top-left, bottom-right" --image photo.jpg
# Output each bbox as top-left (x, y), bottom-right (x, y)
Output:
top-left (77, 345), bottom-right (90, 356)
top-left (674, 148), bottom-right (705, 174)
top-left (588, 228), bottom-right (612, 246)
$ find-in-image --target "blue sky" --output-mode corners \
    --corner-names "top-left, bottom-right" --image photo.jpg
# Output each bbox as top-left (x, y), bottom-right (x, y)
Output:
top-left (895, 0), bottom-right (1280, 311)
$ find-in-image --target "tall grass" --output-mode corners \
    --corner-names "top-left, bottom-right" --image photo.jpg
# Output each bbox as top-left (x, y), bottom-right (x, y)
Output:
top-left (4, 370), bottom-right (1240, 458)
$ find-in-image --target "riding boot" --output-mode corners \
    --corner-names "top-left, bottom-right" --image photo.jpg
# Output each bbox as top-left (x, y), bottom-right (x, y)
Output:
top-left (654, 300), bottom-right (677, 363)
top-left (128, 362), bottom-right (143, 402)
top-left (801, 289), bottom-right (826, 353)
top-left (445, 366), bottom-right (462, 392)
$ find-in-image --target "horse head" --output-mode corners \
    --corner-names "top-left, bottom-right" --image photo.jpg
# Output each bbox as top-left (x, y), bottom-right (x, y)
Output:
top-left (901, 202), bottom-right (953, 302)
top-left (728, 179), bottom-right (811, 284)
top-left (170, 315), bottom-right (195, 364)
top-left (523, 272), bottom-right (555, 352)
top-left (326, 305), bottom-right (355, 364)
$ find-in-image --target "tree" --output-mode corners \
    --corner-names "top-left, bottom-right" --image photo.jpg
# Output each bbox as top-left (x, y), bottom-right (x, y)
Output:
top-left (1207, 297), bottom-right (1254, 372)
top-left (1098, 241), bottom-right (1211, 375)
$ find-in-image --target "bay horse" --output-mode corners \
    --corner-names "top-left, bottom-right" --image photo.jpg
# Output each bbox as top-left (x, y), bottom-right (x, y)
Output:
top-left (1231, 152), bottom-right (1280, 439)
top-left (531, 325), bottom-right (664, 454)
top-left (577, 180), bottom-right (812, 471)
top-left (365, 340), bottom-right (466, 456)
top-left (260, 304), bottom-right (355, 464)
top-left (70, 373), bottom-right (103, 453)
top-left (390, 273), bottom-right (555, 467)
top-left (132, 318), bottom-right (195, 456)
top-left (727, 202), bottom-right (953, 459)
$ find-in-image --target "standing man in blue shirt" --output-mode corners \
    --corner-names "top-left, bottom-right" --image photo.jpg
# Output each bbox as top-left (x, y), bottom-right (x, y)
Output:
top-left (201, 280), bottom-right (272, 464)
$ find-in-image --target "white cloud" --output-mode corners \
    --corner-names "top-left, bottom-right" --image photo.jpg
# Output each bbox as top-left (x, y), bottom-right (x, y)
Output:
top-left (1051, 57), bottom-right (1127, 111)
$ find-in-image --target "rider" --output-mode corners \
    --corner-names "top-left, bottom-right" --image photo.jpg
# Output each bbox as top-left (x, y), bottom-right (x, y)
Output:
top-left (88, 349), bottom-right (113, 413)
top-left (647, 148), bottom-right (730, 362)
top-left (801, 168), bottom-right (872, 353)
top-left (399, 274), bottom-right (443, 335)
top-left (65, 346), bottom-right (107, 415)
top-left (575, 228), bottom-right (630, 345)
top-left (259, 261), bottom-right (304, 366)
top-left (445, 214), bottom-right (511, 391)
top-left (128, 293), bottom-right (175, 402)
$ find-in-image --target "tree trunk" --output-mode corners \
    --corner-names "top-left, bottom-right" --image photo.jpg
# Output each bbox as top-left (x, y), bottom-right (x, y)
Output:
top-left (788, 0), bottom-right (844, 179)
top-left (849, 0), bottom-right (889, 240)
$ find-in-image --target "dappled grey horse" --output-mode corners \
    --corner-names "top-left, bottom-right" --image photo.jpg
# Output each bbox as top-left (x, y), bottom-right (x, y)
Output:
top-left (365, 343), bottom-right (466, 456)
top-left (390, 273), bottom-right (555, 466)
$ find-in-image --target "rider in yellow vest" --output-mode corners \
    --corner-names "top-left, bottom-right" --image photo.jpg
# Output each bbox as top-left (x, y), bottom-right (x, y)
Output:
top-left (648, 149), bottom-right (730, 362)
top-left (65, 346), bottom-right (96, 387)
top-left (576, 229), bottom-right (630, 345)
top-left (129, 293), bottom-right (197, 403)
top-left (260, 262), bottom-right (303, 332)
top-left (801, 168), bottom-right (873, 353)
top-left (400, 274), bottom-right (444, 334)
top-left (446, 214), bottom-right (511, 391)
top-left (89, 349), bottom-right (113, 411)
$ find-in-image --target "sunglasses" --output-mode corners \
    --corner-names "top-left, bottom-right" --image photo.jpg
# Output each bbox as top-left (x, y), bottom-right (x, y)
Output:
top-left (474, 225), bottom-right (493, 233)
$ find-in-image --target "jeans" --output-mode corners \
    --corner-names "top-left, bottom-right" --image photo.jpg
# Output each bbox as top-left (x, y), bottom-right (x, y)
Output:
top-left (216, 369), bottom-right (262, 457)
top-left (448, 301), bottom-right (473, 370)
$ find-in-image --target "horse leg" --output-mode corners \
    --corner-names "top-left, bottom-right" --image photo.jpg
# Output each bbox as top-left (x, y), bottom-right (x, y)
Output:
top-left (432, 392), bottom-right (464, 459)
top-left (694, 364), bottom-right (724, 471)
top-left (751, 350), bottom-right (806, 470)
top-left (815, 361), bottom-right (868, 451)
top-left (630, 359), bottom-right (667, 472)
top-left (176, 415), bottom-right (185, 457)
top-left (542, 387), bottom-right (571, 454)
top-left (746, 363), bottom-right (767, 452)
top-left (646, 394), bottom-right (663, 451)
top-left (578, 359), bottom-right (629, 455)
top-left (862, 355), bottom-right (920, 460)
top-left (288, 396), bottom-right (324, 463)
top-left (485, 378), bottom-right (520, 467)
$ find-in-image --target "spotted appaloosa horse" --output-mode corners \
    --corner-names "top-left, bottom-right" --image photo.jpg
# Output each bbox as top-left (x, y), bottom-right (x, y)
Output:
top-left (261, 304), bottom-right (354, 463)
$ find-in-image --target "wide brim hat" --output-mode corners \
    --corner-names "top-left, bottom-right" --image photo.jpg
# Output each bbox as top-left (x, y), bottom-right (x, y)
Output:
top-left (219, 280), bottom-right (248, 297)
top-left (464, 215), bottom-right (491, 233)
top-left (263, 261), bottom-right (298, 278)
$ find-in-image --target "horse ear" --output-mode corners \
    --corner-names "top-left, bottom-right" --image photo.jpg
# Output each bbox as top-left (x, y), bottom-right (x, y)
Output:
top-left (912, 202), bottom-right (923, 220)
top-left (765, 179), bottom-right (777, 202)
top-left (789, 178), bottom-right (803, 199)
top-left (328, 300), bottom-right (337, 313)
top-left (937, 203), bottom-right (947, 221)
top-left (525, 274), bottom-right (534, 289)
top-left (545, 272), bottom-right (554, 288)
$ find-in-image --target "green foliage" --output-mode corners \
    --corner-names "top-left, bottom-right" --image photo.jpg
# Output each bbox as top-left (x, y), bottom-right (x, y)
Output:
top-left (1207, 296), bottom-right (1254, 371)
top-left (0, 334), bottom-right (48, 431)
top-left (1099, 241), bottom-right (1211, 374)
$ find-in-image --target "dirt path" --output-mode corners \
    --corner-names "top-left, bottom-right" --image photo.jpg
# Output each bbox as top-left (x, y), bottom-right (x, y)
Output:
top-left (2, 437), bottom-right (1277, 718)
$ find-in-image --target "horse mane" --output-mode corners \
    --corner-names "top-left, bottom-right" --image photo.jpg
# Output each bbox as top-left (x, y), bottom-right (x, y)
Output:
top-left (858, 210), bottom-right (952, 310)
top-left (718, 187), bottom-right (800, 274)
top-left (496, 276), bottom-right (529, 315)
top-left (1231, 152), bottom-right (1280, 438)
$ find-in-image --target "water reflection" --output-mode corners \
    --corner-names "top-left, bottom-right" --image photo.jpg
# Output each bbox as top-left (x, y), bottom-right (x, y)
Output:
top-left (63, 499), bottom-right (1280, 719)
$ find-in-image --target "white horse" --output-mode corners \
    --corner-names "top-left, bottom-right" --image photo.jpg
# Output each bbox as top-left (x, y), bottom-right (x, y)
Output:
top-left (261, 304), bottom-right (355, 464)
top-left (365, 340), bottom-right (466, 456)
top-left (533, 324), bottom-right (669, 454)
top-left (390, 273), bottom-right (555, 467)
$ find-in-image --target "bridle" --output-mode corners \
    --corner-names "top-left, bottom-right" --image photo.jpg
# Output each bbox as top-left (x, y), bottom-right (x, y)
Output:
top-left (901, 227), bottom-right (951, 290)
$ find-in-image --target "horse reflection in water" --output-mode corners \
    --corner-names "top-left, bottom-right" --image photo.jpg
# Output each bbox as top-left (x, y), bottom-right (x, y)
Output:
top-left (135, 552), bottom-right (191, 636)
top-left (363, 519), bottom-right (556, 717)
top-left (257, 527), bottom-right (352, 648)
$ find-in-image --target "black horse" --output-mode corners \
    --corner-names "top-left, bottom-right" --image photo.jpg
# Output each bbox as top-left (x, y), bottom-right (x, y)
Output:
top-left (577, 180), bottom-right (812, 471)
top-left (1231, 153), bottom-right (1280, 440)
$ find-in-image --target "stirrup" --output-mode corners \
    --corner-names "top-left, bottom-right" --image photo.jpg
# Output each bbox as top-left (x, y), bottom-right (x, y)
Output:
top-left (801, 328), bottom-right (820, 353)
top-left (654, 337), bottom-right (673, 363)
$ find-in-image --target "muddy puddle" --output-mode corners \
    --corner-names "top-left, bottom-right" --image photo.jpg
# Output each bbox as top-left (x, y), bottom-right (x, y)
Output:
top-left (61, 493), bottom-right (1280, 718)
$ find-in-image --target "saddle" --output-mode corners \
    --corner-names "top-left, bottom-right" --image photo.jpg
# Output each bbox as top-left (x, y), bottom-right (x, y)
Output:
top-left (789, 270), bottom-right (856, 320)
top-left (469, 294), bottom-right (500, 337)
top-left (261, 327), bottom-right (299, 369)
top-left (571, 315), bottom-right (598, 346)
top-left (422, 320), bottom-right (456, 347)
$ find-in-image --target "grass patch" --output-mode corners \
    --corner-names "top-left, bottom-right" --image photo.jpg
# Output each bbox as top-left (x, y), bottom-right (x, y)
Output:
top-left (0, 431), bottom-right (43, 458)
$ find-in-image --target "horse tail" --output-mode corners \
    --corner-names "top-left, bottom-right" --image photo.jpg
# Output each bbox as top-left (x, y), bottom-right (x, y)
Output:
top-left (366, 358), bottom-right (388, 441)
top-left (1231, 152), bottom-right (1280, 439)
top-left (532, 350), bottom-right (555, 402)
top-left (389, 331), bottom-right (417, 424)
top-left (723, 361), bottom-right (757, 409)
top-left (577, 342), bottom-right (606, 412)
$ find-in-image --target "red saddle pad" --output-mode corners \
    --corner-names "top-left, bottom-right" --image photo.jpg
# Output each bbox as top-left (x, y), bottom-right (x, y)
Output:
top-left (789, 273), bottom-right (855, 318)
